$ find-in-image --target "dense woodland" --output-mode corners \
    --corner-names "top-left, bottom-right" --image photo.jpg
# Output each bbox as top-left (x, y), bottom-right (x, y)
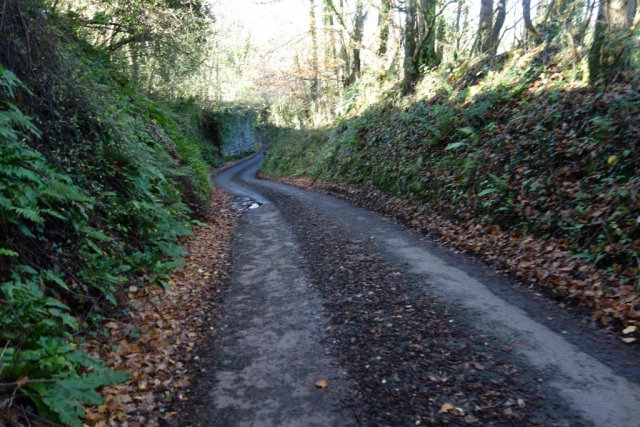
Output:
top-left (0, 0), bottom-right (639, 425)
top-left (265, 0), bottom-right (640, 335)
top-left (264, 0), bottom-right (638, 123)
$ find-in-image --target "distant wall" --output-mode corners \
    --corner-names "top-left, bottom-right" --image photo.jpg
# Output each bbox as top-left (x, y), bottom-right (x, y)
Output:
top-left (215, 109), bottom-right (258, 157)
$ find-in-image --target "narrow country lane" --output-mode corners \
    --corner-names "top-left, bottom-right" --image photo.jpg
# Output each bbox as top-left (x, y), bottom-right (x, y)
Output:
top-left (179, 154), bottom-right (640, 427)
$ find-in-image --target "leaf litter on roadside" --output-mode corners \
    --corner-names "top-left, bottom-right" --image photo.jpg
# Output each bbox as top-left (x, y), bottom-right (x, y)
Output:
top-left (257, 187), bottom-right (581, 426)
top-left (81, 188), bottom-right (237, 426)
top-left (262, 173), bottom-right (639, 337)
top-left (315, 379), bottom-right (329, 389)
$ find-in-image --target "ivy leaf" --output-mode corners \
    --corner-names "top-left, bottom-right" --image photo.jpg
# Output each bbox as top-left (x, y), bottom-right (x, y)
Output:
top-left (478, 188), bottom-right (498, 197)
top-left (0, 248), bottom-right (19, 257)
top-left (445, 142), bottom-right (466, 151)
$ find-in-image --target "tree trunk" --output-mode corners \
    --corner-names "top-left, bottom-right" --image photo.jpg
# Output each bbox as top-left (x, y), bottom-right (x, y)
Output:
top-left (417, 0), bottom-right (440, 68)
top-left (378, 0), bottom-right (391, 55)
top-left (348, 0), bottom-right (366, 85)
top-left (475, 0), bottom-right (494, 53)
top-left (491, 0), bottom-right (507, 53)
top-left (436, 19), bottom-right (445, 60)
top-left (589, 0), bottom-right (638, 82)
top-left (576, 0), bottom-right (598, 46)
top-left (309, 0), bottom-right (319, 100)
top-left (454, 0), bottom-right (463, 60)
top-left (130, 43), bottom-right (140, 82)
top-left (522, 0), bottom-right (541, 44)
top-left (337, 0), bottom-right (350, 87)
top-left (323, 0), bottom-right (339, 87)
top-left (403, 0), bottom-right (420, 93)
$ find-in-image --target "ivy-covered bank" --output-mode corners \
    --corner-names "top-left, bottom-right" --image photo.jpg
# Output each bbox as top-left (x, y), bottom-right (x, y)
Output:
top-left (0, 7), bottom-right (229, 426)
top-left (263, 49), bottom-right (640, 329)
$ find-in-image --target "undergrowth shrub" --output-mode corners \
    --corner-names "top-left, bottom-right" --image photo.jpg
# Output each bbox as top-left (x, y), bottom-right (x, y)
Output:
top-left (0, 5), bottom-right (220, 424)
top-left (264, 48), bottom-right (640, 283)
top-left (1, 64), bottom-right (130, 427)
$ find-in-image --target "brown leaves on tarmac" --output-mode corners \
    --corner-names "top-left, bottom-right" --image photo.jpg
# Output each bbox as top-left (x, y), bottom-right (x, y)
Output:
top-left (464, 414), bottom-right (480, 423)
top-left (439, 403), bottom-right (476, 421)
top-left (261, 174), bottom-right (639, 336)
top-left (315, 379), bottom-right (329, 389)
top-left (438, 403), bottom-right (454, 414)
top-left (81, 188), bottom-right (237, 426)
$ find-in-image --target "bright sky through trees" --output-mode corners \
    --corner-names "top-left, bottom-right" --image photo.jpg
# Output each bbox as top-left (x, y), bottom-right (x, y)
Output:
top-left (209, 0), bottom-right (534, 55)
top-left (207, 0), bottom-right (554, 103)
top-left (210, 0), bottom-right (308, 47)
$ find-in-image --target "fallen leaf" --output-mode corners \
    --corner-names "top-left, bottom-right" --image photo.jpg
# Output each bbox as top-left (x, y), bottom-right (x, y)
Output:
top-left (315, 379), bottom-right (329, 389)
top-left (438, 403), bottom-right (454, 414)
top-left (105, 322), bottom-right (119, 329)
top-left (451, 407), bottom-right (465, 416)
top-left (464, 415), bottom-right (479, 424)
top-left (622, 326), bottom-right (637, 335)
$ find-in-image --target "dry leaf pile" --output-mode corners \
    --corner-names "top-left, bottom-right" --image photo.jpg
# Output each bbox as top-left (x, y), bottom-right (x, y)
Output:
top-left (81, 188), bottom-right (237, 426)
top-left (260, 173), bottom-right (639, 336)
